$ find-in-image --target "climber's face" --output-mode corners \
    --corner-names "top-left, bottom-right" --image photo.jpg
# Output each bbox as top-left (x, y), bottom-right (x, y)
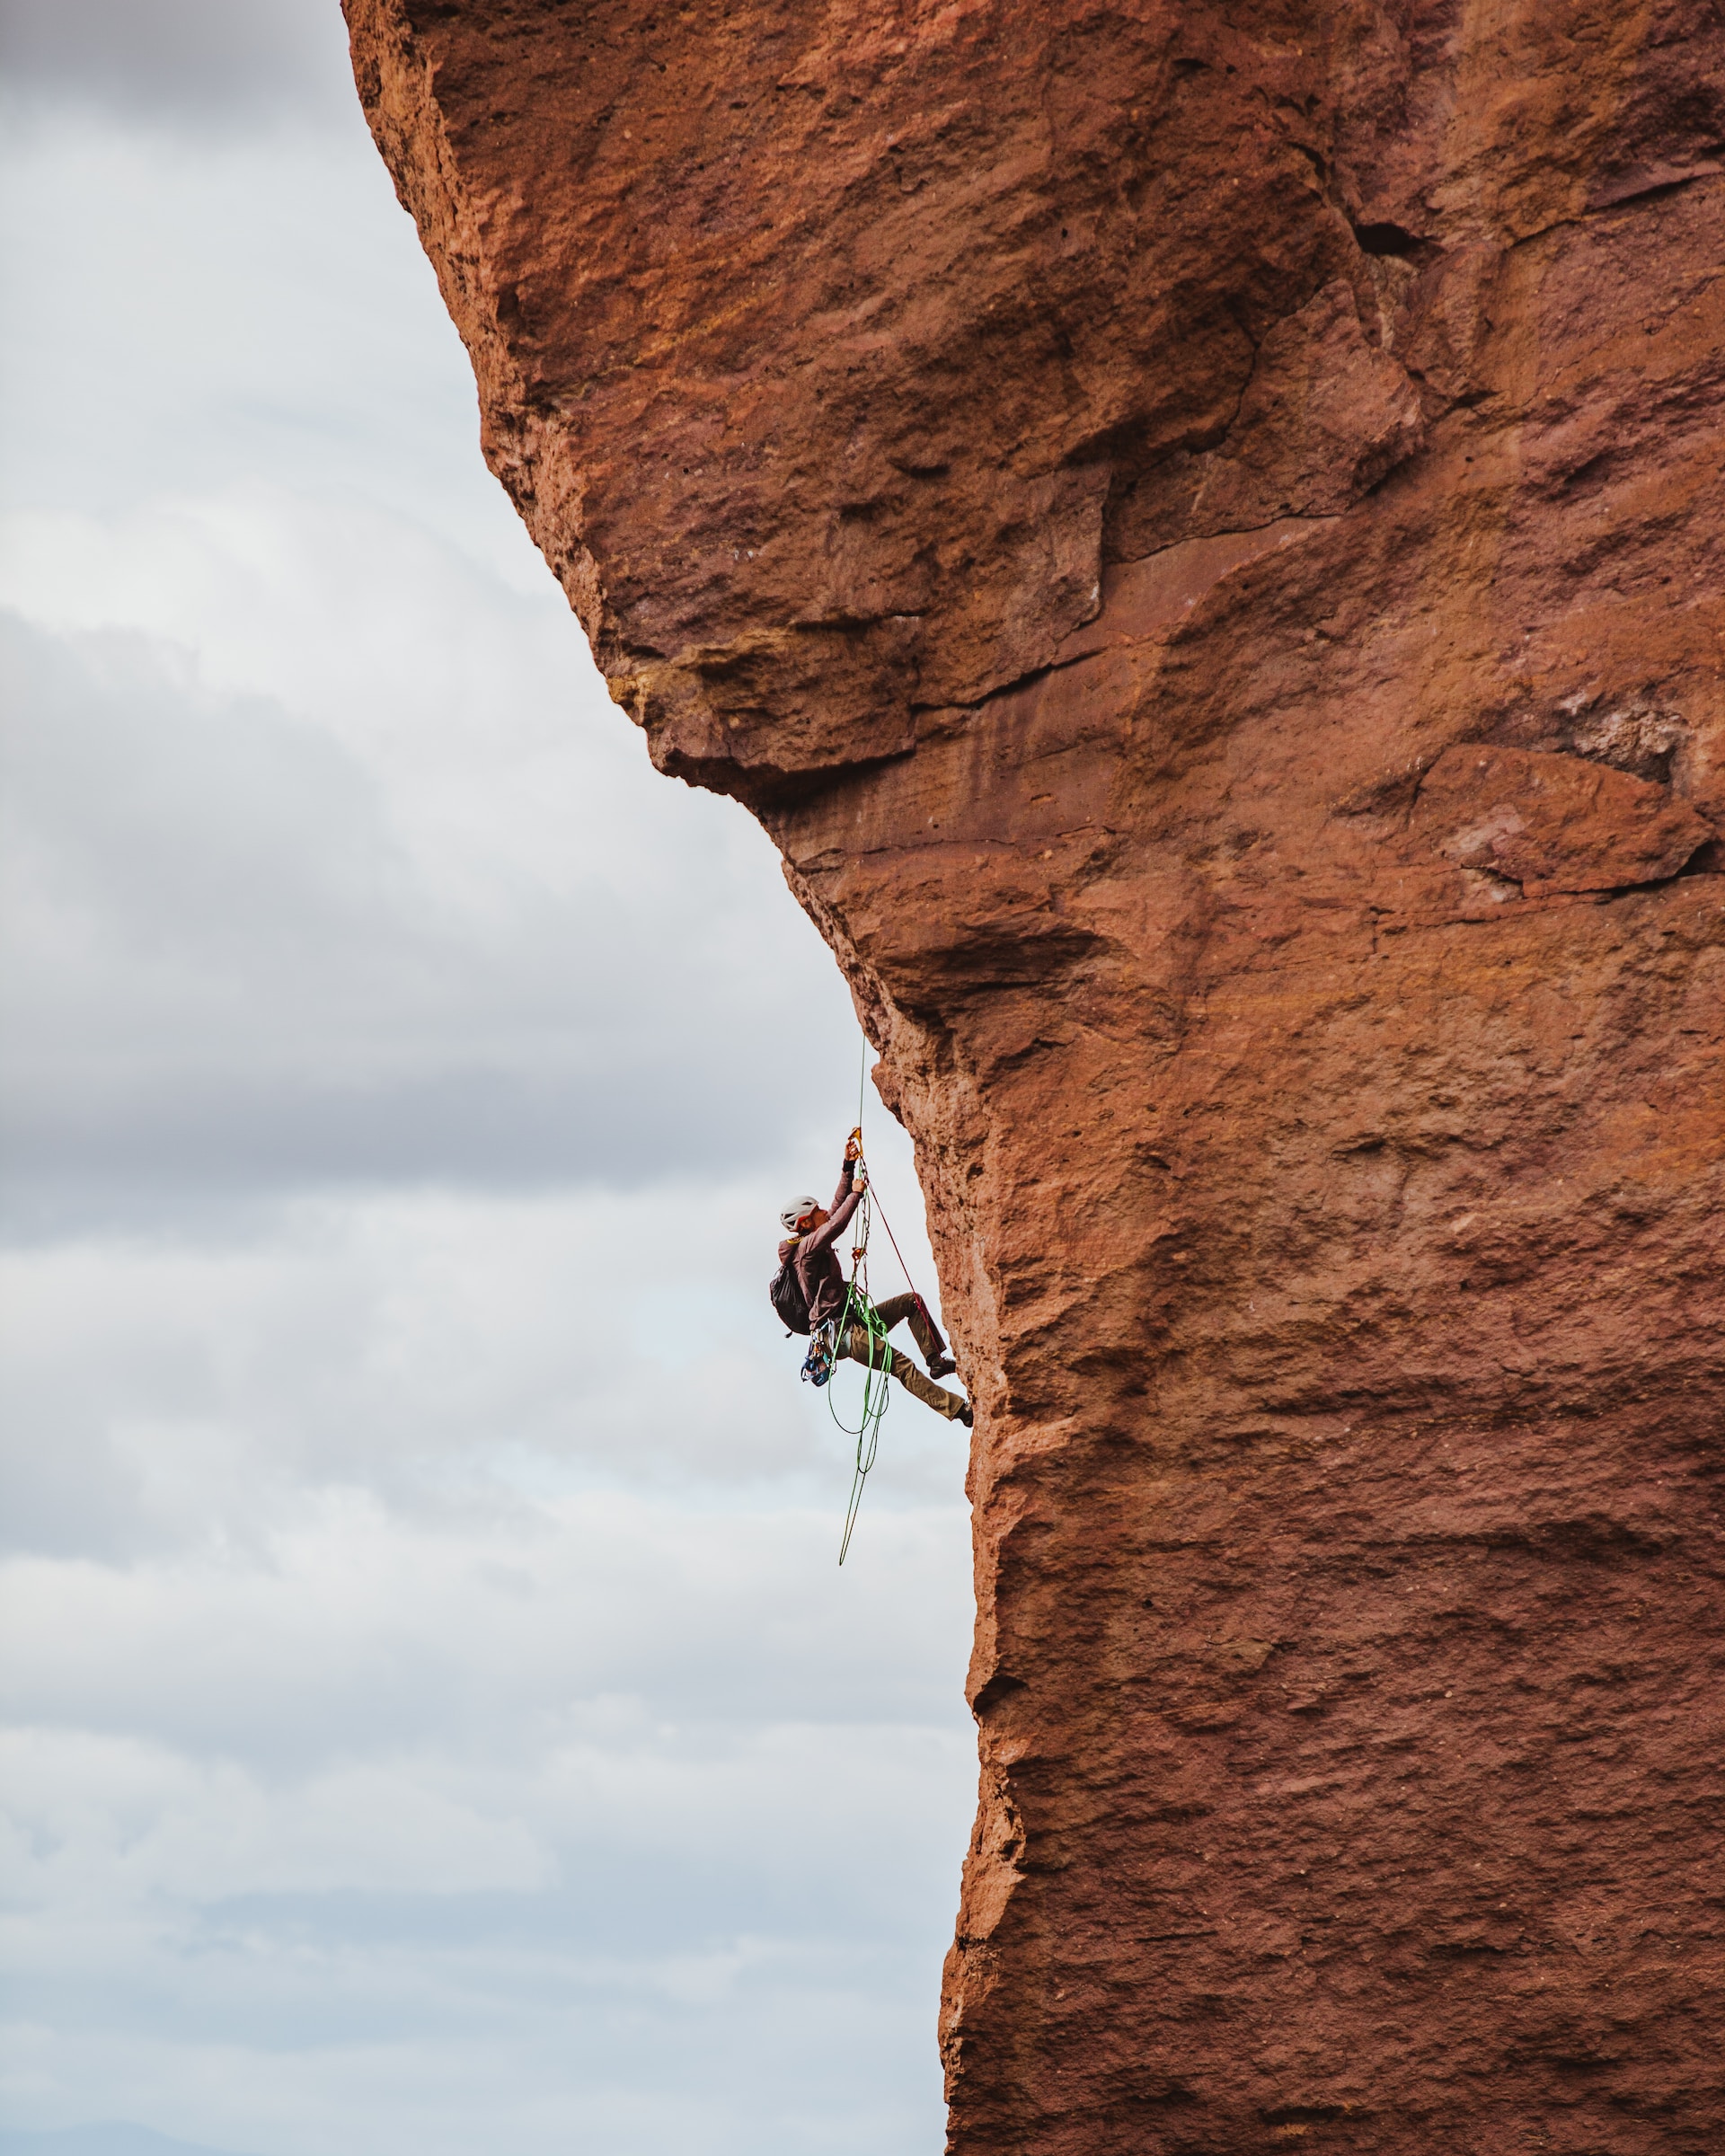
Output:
top-left (803, 1206), bottom-right (829, 1232)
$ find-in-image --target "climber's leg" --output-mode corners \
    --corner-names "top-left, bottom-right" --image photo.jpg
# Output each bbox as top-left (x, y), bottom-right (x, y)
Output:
top-left (870, 1291), bottom-right (955, 1377)
top-left (838, 1324), bottom-right (971, 1423)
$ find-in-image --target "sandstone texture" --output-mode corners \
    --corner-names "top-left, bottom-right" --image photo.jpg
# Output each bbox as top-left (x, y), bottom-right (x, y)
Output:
top-left (345, 4), bottom-right (1725, 2148)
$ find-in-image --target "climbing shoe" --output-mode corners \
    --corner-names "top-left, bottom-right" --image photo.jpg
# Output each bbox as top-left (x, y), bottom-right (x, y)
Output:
top-left (958, 1403), bottom-right (974, 1427)
top-left (926, 1353), bottom-right (957, 1380)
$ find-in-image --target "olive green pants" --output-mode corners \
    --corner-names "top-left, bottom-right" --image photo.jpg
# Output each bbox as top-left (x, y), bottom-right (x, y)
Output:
top-left (835, 1292), bottom-right (969, 1421)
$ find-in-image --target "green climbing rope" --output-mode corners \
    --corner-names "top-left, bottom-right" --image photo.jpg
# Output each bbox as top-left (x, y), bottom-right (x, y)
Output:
top-left (830, 1187), bottom-right (892, 1566)
top-left (825, 1044), bottom-right (890, 1564)
top-left (828, 1041), bottom-right (957, 1564)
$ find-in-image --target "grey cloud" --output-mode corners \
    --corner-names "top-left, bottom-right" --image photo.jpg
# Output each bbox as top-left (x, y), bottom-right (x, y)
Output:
top-left (0, 0), bottom-right (357, 129)
top-left (0, 1066), bottom-right (810, 1226)
top-left (0, 66), bottom-right (972, 2156)
top-left (0, 610), bottom-right (860, 1224)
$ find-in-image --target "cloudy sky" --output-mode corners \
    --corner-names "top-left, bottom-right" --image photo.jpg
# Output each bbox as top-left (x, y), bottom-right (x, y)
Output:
top-left (0, 6), bottom-right (977, 2152)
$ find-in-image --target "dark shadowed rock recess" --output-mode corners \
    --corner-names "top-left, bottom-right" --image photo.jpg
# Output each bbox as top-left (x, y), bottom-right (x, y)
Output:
top-left (344, 4), bottom-right (1724, 2148)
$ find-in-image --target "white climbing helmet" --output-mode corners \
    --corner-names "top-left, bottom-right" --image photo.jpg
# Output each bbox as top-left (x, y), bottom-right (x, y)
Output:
top-left (780, 1195), bottom-right (819, 1234)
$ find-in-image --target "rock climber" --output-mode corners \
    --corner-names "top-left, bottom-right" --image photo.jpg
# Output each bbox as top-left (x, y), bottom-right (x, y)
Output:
top-left (772, 1130), bottom-right (973, 1427)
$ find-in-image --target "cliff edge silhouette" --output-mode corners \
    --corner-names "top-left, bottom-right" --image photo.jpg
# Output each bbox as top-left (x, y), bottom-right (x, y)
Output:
top-left (344, 4), bottom-right (1725, 2146)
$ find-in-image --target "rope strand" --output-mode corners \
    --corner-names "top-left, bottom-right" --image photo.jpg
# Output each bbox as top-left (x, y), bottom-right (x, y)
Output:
top-left (829, 1185), bottom-right (891, 1565)
top-left (830, 1044), bottom-right (895, 1564)
top-left (828, 1041), bottom-right (940, 1565)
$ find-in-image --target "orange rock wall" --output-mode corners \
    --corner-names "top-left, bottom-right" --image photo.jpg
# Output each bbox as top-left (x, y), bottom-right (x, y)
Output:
top-left (345, 4), bottom-right (1725, 2146)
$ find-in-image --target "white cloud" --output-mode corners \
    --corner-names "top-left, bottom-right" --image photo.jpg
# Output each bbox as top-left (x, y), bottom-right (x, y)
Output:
top-left (0, 1184), bottom-right (964, 1568)
top-left (0, 1490), bottom-right (974, 2155)
top-left (0, 35), bottom-right (975, 2156)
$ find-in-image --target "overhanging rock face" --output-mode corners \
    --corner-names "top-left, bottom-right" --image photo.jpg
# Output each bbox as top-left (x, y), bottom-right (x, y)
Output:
top-left (345, 4), bottom-right (1725, 2145)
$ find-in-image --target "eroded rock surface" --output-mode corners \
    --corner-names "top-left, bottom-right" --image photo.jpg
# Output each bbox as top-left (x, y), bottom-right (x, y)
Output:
top-left (345, 3), bottom-right (1725, 2146)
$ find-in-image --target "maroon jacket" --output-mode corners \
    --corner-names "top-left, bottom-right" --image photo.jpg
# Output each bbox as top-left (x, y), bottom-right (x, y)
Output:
top-left (779, 1156), bottom-right (863, 1329)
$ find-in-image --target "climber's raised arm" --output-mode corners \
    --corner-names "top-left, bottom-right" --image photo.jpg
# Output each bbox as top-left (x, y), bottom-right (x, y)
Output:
top-left (828, 1126), bottom-right (865, 1212)
top-left (806, 1153), bottom-right (865, 1256)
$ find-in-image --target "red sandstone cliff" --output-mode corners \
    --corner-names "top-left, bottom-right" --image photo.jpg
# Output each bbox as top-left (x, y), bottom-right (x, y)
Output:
top-left (343, 4), bottom-right (1725, 2146)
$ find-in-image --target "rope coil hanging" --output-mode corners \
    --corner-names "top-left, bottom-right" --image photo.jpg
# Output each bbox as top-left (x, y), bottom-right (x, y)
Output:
top-left (826, 1045), bottom-right (929, 1566)
top-left (828, 1186), bottom-right (890, 1566)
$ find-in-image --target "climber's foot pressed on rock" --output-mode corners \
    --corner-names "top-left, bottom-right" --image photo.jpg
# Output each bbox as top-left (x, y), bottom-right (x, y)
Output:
top-left (927, 1353), bottom-right (957, 1380)
top-left (958, 1404), bottom-right (974, 1428)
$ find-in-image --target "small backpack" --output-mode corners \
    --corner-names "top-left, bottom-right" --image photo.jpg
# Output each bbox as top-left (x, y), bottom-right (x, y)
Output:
top-left (769, 1248), bottom-right (811, 1335)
